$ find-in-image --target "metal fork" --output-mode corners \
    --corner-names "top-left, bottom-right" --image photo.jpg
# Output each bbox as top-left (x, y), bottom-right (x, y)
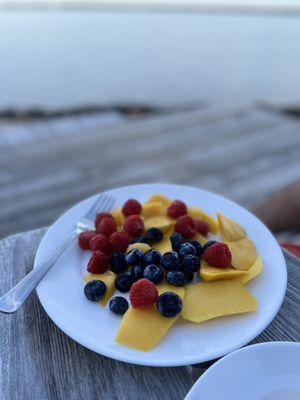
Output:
top-left (0, 193), bottom-right (115, 314)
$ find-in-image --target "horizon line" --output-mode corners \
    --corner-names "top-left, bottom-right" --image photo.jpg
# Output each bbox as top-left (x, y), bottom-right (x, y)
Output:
top-left (1, 1), bottom-right (300, 17)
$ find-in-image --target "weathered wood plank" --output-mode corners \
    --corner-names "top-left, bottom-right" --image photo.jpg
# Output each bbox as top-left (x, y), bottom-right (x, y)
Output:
top-left (0, 106), bottom-right (299, 238)
top-left (0, 113), bottom-right (123, 149)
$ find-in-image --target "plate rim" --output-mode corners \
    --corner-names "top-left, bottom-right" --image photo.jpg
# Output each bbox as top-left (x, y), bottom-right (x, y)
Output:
top-left (185, 341), bottom-right (300, 399)
top-left (34, 183), bottom-right (287, 366)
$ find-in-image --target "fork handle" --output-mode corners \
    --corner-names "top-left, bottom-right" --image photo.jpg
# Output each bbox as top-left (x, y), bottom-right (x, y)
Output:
top-left (0, 231), bottom-right (78, 314)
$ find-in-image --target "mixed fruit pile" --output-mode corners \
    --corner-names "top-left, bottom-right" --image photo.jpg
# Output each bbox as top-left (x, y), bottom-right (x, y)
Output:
top-left (78, 194), bottom-right (263, 351)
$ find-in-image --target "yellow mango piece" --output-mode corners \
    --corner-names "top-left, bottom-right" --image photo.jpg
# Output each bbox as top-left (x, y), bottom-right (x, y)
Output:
top-left (141, 201), bottom-right (163, 218)
top-left (200, 260), bottom-right (247, 281)
top-left (217, 213), bottom-right (246, 242)
top-left (193, 233), bottom-right (207, 246)
top-left (153, 229), bottom-right (173, 253)
top-left (111, 208), bottom-right (124, 227)
top-left (188, 206), bottom-right (204, 220)
top-left (126, 243), bottom-right (151, 254)
top-left (116, 284), bottom-right (184, 351)
top-left (188, 207), bottom-right (219, 234)
top-left (148, 194), bottom-right (172, 206)
top-left (156, 282), bottom-right (185, 298)
top-left (144, 216), bottom-right (173, 233)
top-left (181, 280), bottom-right (257, 323)
top-left (236, 256), bottom-right (263, 284)
top-left (227, 238), bottom-right (257, 270)
top-left (83, 272), bottom-right (116, 306)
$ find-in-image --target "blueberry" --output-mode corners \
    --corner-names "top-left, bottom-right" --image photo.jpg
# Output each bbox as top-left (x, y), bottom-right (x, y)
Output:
top-left (182, 255), bottom-right (200, 273)
top-left (170, 232), bottom-right (183, 252)
top-left (179, 243), bottom-right (196, 258)
top-left (115, 272), bottom-right (133, 292)
top-left (156, 292), bottom-right (183, 317)
top-left (131, 265), bottom-right (144, 281)
top-left (160, 251), bottom-right (180, 271)
top-left (131, 236), bottom-right (146, 244)
top-left (143, 249), bottom-right (161, 266)
top-left (188, 240), bottom-right (203, 257)
top-left (166, 271), bottom-right (186, 286)
top-left (125, 249), bottom-right (143, 265)
top-left (144, 228), bottom-right (163, 243)
top-left (110, 252), bottom-right (127, 274)
top-left (184, 271), bottom-right (194, 283)
top-left (109, 296), bottom-right (129, 315)
top-left (84, 280), bottom-right (106, 301)
top-left (203, 241), bottom-right (217, 251)
top-left (143, 264), bottom-right (164, 284)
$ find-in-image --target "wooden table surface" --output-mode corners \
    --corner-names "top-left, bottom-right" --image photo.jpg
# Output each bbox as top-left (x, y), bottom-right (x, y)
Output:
top-left (0, 228), bottom-right (300, 400)
top-left (1, 105), bottom-right (300, 239)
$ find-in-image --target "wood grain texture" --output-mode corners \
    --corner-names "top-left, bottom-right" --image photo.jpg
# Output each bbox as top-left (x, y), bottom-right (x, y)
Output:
top-left (0, 105), bottom-right (300, 239)
top-left (1, 229), bottom-right (300, 399)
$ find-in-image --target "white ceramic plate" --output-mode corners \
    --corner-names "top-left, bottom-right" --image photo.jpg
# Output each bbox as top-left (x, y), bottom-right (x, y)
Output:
top-left (186, 342), bottom-right (300, 400)
top-left (35, 183), bottom-right (287, 366)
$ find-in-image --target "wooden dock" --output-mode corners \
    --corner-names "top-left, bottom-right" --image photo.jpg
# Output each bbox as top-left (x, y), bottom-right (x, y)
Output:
top-left (1, 104), bottom-right (300, 238)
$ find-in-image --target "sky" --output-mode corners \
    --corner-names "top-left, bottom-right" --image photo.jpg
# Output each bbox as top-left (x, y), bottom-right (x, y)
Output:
top-left (0, 0), bottom-right (299, 8)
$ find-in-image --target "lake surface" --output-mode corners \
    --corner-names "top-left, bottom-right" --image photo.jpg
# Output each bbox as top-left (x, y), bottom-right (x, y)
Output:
top-left (0, 11), bottom-right (299, 109)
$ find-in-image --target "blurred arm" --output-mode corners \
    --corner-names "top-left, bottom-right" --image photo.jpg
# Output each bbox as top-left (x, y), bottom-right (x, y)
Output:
top-left (253, 179), bottom-right (300, 232)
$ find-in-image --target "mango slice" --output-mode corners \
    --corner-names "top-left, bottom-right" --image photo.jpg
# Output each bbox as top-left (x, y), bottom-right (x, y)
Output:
top-left (200, 260), bottom-right (247, 281)
top-left (155, 283), bottom-right (184, 298)
top-left (144, 216), bottom-right (173, 233)
top-left (181, 280), bottom-right (257, 323)
top-left (83, 272), bottom-right (116, 306)
top-left (188, 206), bottom-right (204, 220)
top-left (236, 256), bottom-right (263, 284)
top-left (217, 213), bottom-right (246, 242)
top-left (126, 243), bottom-right (151, 254)
top-left (193, 233), bottom-right (207, 246)
top-left (116, 284), bottom-right (185, 351)
top-left (188, 207), bottom-right (219, 234)
top-left (153, 229), bottom-right (173, 253)
top-left (112, 208), bottom-right (124, 227)
top-left (227, 238), bottom-right (257, 270)
top-left (142, 201), bottom-right (163, 218)
top-left (148, 194), bottom-right (172, 206)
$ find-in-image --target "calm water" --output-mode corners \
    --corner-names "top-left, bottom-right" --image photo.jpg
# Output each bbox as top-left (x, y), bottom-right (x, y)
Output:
top-left (0, 11), bottom-right (299, 108)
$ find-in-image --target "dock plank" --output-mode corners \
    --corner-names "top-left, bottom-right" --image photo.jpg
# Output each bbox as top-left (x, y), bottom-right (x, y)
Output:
top-left (0, 105), bottom-right (299, 238)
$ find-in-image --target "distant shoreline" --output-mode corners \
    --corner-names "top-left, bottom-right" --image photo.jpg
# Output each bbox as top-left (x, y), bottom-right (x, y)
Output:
top-left (1, 1), bottom-right (300, 17)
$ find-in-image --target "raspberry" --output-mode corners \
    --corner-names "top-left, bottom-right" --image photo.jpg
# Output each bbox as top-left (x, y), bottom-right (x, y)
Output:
top-left (203, 242), bottom-right (232, 268)
top-left (167, 200), bottom-right (187, 219)
top-left (174, 215), bottom-right (196, 238)
top-left (87, 251), bottom-right (109, 274)
top-left (194, 219), bottom-right (209, 236)
top-left (122, 199), bottom-right (142, 217)
top-left (89, 233), bottom-right (111, 254)
top-left (123, 215), bottom-right (144, 237)
top-left (109, 231), bottom-right (130, 253)
top-left (78, 230), bottom-right (97, 250)
top-left (130, 278), bottom-right (158, 308)
top-left (95, 212), bottom-right (114, 228)
top-left (96, 216), bottom-right (117, 237)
